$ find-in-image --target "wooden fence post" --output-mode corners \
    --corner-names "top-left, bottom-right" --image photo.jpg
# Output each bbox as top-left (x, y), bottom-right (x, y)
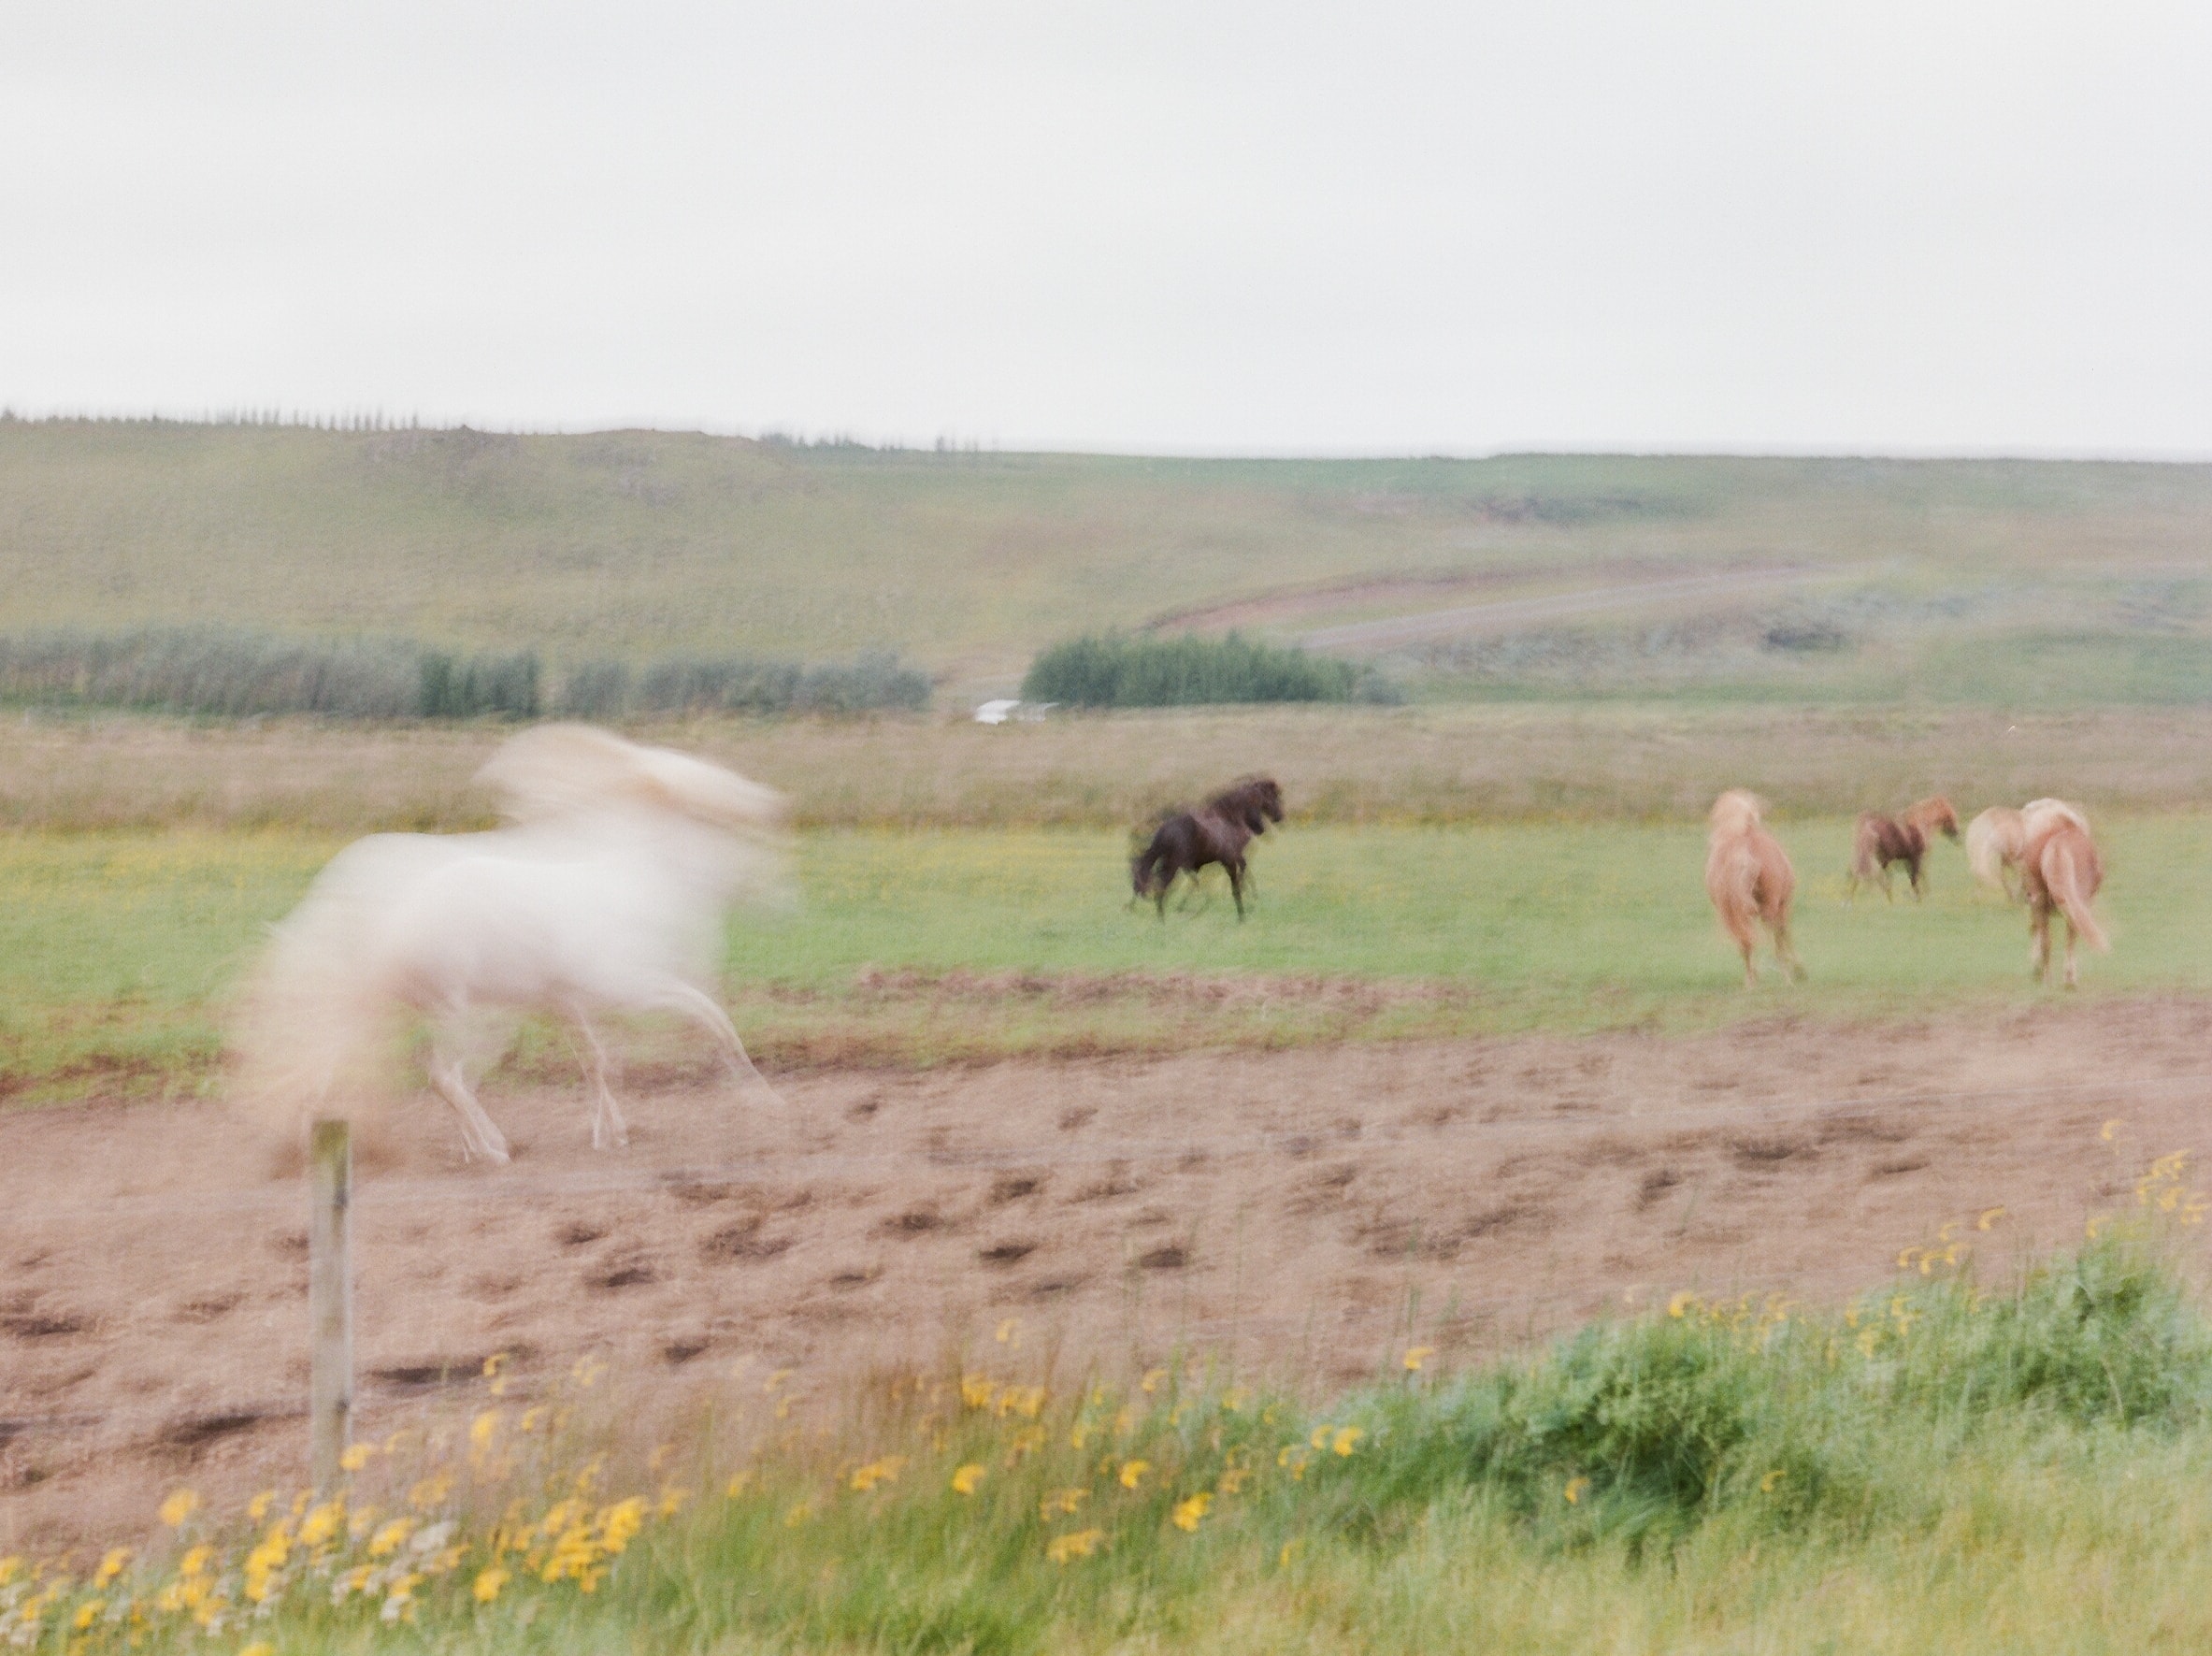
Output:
top-left (309, 1118), bottom-right (353, 1492)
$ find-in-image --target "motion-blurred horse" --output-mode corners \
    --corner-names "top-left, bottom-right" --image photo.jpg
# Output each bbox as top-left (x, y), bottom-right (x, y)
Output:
top-left (1130, 776), bottom-right (1284, 919)
top-left (2018, 799), bottom-right (2107, 988)
top-left (1705, 789), bottom-right (1803, 987)
top-left (236, 725), bottom-right (789, 1163)
top-left (1845, 797), bottom-right (1959, 902)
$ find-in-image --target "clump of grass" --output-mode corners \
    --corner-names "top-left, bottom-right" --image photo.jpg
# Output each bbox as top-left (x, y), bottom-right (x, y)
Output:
top-left (558, 650), bottom-right (931, 718)
top-left (1023, 630), bottom-right (1393, 707)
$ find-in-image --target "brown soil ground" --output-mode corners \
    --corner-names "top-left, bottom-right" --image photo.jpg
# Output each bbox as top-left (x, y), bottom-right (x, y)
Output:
top-left (7, 998), bottom-right (2212, 1549)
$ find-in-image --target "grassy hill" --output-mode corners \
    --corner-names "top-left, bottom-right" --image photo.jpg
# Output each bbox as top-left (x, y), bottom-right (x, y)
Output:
top-left (5, 416), bottom-right (2212, 700)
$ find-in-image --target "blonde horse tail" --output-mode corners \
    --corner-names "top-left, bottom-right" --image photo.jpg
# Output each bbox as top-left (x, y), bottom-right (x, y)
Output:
top-left (1966, 814), bottom-right (2006, 893)
top-left (230, 886), bottom-right (395, 1145)
top-left (2045, 840), bottom-right (2109, 954)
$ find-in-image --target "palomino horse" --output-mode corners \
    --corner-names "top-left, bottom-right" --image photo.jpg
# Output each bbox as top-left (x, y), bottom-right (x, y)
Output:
top-left (236, 725), bottom-right (789, 1163)
top-left (1845, 797), bottom-right (1959, 902)
top-left (1705, 789), bottom-right (1803, 987)
top-left (2018, 800), bottom-right (2107, 987)
top-left (1967, 799), bottom-right (2078, 902)
top-left (1130, 776), bottom-right (1284, 919)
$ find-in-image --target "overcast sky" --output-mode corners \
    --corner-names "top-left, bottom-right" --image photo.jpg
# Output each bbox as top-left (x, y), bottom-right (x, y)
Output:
top-left (5, 3), bottom-right (2209, 455)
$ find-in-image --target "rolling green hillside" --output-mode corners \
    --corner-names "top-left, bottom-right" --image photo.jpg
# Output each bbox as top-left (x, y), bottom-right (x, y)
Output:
top-left (5, 417), bottom-right (2212, 699)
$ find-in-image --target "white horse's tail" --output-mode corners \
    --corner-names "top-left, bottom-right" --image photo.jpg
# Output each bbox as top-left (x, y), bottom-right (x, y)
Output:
top-left (229, 838), bottom-right (436, 1143)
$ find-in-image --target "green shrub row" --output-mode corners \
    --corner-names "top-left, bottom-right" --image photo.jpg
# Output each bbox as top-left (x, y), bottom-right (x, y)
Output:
top-left (0, 629), bottom-right (930, 720)
top-left (1022, 630), bottom-right (1396, 707)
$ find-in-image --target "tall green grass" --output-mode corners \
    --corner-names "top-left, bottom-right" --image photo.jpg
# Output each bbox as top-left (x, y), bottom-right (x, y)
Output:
top-left (30, 1227), bottom-right (2212, 1652)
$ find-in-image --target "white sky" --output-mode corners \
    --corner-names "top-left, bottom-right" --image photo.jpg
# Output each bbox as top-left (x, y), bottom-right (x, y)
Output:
top-left (4, 2), bottom-right (2210, 455)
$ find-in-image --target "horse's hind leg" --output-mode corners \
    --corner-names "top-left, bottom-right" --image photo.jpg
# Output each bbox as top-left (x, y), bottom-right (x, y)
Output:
top-left (1772, 920), bottom-right (1805, 983)
top-left (645, 980), bottom-right (783, 1106)
top-left (2029, 906), bottom-right (2051, 982)
top-left (426, 1031), bottom-right (511, 1165)
top-left (1228, 859), bottom-right (1247, 919)
top-left (565, 1009), bottom-right (628, 1150)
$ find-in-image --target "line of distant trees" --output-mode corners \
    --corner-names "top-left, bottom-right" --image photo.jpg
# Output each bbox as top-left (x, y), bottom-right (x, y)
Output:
top-left (1021, 630), bottom-right (1398, 708)
top-left (0, 628), bottom-right (932, 720)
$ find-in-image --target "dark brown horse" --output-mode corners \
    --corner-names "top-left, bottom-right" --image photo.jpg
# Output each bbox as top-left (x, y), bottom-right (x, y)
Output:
top-left (1845, 796), bottom-right (1960, 902)
top-left (1130, 777), bottom-right (1285, 919)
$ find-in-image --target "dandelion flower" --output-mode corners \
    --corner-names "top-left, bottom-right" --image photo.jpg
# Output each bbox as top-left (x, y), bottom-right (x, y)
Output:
top-left (1330, 1427), bottom-right (1364, 1457)
top-left (93, 1548), bottom-right (130, 1587)
top-left (159, 1489), bottom-right (201, 1527)
top-left (473, 1566), bottom-right (510, 1604)
top-left (1171, 1491), bottom-right (1213, 1532)
top-left (1402, 1346), bottom-right (1434, 1372)
top-left (951, 1463), bottom-right (986, 1495)
top-left (339, 1442), bottom-right (376, 1473)
top-left (368, 1519), bottom-right (413, 1559)
top-left (1667, 1291), bottom-right (1697, 1319)
top-left (72, 1601), bottom-right (104, 1631)
top-left (1044, 1528), bottom-right (1106, 1563)
top-left (1118, 1460), bottom-right (1151, 1489)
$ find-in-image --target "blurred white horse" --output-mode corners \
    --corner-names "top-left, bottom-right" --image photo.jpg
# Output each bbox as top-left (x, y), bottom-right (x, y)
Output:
top-left (237, 725), bottom-right (789, 1163)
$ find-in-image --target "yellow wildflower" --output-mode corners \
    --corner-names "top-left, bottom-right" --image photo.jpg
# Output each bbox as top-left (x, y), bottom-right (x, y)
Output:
top-left (1040, 1488), bottom-right (1088, 1519)
top-left (159, 1490), bottom-right (200, 1527)
top-left (1331, 1426), bottom-right (1364, 1457)
top-left (960, 1375), bottom-right (997, 1410)
top-left (1402, 1346), bottom-right (1435, 1372)
top-left (1667, 1291), bottom-right (1697, 1318)
top-left (1118, 1460), bottom-right (1151, 1489)
top-left (1171, 1491), bottom-right (1213, 1532)
top-left (72, 1601), bottom-right (104, 1631)
top-left (950, 1463), bottom-right (986, 1496)
top-left (849, 1457), bottom-right (908, 1491)
top-left (239, 1644), bottom-right (275, 1656)
top-left (339, 1442), bottom-right (376, 1473)
top-left (1142, 1367), bottom-right (1170, 1394)
top-left (600, 1497), bottom-right (648, 1553)
top-left (1760, 1468), bottom-right (1787, 1493)
top-left (1564, 1476), bottom-right (1590, 1505)
top-left (474, 1565), bottom-right (510, 1603)
top-left (299, 1500), bottom-right (344, 1548)
top-left (1044, 1528), bottom-right (1106, 1564)
top-left (470, 1412), bottom-right (500, 1451)
top-left (93, 1548), bottom-right (130, 1587)
top-left (368, 1519), bottom-right (413, 1558)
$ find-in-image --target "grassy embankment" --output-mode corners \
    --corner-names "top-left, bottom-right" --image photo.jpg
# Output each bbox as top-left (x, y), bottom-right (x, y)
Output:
top-left (14, 1220), bottom-right (2212, 1653)
top-left (9, 420), bottom-right (2212, 701)
top-left (6, 809), bottom-right (2209, 1102)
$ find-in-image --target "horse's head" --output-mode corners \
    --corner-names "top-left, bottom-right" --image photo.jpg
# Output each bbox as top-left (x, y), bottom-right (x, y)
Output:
top-left (480, 724), bottom-right (787, 835)
top-left (1919, 797), bottom-right (1961, 841)
top-left (1239, 776), bottom-right (1285, 831)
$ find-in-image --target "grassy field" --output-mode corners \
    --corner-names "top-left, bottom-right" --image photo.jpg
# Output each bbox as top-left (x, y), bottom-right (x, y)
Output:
top-left (16, 703), bottom-right (2212, 834)
top-left (17, 1224), bottom-right (2212, 1653)
top-left (6, 814), bottom-right (2206, 1101)
top-left (8, 421), bottom-right (2212, 699)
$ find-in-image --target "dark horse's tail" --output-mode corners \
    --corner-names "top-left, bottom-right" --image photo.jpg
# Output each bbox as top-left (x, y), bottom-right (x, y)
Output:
top-left (1130, 833), bottom-right (1170, 901)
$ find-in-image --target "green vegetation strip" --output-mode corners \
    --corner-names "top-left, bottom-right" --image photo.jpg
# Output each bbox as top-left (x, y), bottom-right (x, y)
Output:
top-left (6, 817), bottom-right (2212, 1100)
top-left (16, 1225), bottom-right (2212, 1652)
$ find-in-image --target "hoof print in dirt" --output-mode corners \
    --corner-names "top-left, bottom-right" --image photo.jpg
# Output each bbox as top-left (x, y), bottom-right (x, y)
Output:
top-left (663, 1337), bottom-right (711, 1364)
top-left (589, 1259), bottom-right (657, 1290)
top-left (703, 1220), bottom-right (794, 1261)
top-left (979, 1239), bottom-right (1039, 1266)
top-left (884, 1206), bottom-right (944, 1235)
top-left (555, 1220), bottom-right (609, 1247)
top-left (1136, 1244), bottom-right (1189, 1270)
top-left (989, 1174), bottom-right (1046, 1204)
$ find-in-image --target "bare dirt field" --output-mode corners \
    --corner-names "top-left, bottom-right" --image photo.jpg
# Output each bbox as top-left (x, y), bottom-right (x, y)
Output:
top-left (7, 999), bottom-right (2212, 1548)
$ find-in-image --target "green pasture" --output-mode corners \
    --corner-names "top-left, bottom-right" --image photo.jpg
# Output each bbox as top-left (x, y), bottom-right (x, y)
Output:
top-left (3, 815), bottom-right (2208, 1101)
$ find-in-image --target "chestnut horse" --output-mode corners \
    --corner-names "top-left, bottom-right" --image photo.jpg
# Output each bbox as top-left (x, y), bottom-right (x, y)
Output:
top-left (1845, 796), bottom-right (1960, 902)
top-left (1968, 799), bottom-right (2077, 902)
top-left (1130, 776), bottom-right (1284, 919)
top-left (1705, 789), bottom-right (1803, 987)
top-left (2018, 800), bottom-right (2107, 987)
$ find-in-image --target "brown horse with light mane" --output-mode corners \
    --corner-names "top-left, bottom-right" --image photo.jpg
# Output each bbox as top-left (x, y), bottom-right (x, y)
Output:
top-left (2018, 800), bottom-right (2107, 987)
top-left (1705, 790), bottom-right (1803, 987)
top-left (1845, 797), bottom-right (1960, 902)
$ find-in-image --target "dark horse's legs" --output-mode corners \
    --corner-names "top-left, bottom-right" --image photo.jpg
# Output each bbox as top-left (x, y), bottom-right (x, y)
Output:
top-left (1227, 857), bottom-right (1247, 918)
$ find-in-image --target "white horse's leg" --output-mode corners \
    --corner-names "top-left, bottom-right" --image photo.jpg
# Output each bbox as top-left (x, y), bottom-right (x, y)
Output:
top-left (641, 981), bottom-right (782, 1104)
top-left (426, 1025), bottom-right (511, 1164)
top-left (567, 1008), bottom-right (629, 1149)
